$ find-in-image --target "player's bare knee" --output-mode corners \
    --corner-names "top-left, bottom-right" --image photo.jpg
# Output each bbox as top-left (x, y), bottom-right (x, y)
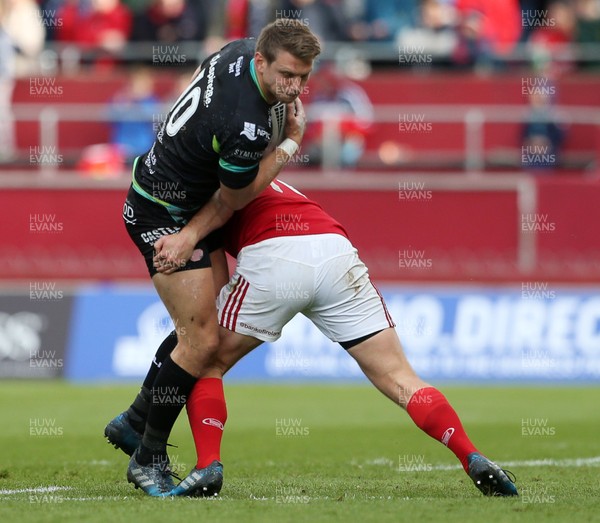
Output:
top-left (181, 336), bottom-right (219, 356)
top-left (177, 320), bottom-right (219, 346)
top-left (172, 331), bottom-right (219, 367)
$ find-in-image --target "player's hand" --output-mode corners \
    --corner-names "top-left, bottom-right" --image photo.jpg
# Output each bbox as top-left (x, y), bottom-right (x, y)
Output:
top-left (152, 230), bottom-right (197, 275)
top-left (284, 98), bottom-right (306, 145)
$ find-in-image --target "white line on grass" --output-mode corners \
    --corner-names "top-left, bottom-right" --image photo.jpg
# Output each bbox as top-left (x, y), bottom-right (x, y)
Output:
top-left (431, 456), bottom-right (600, 471)
top-left (60, 497), bottom-right (128, 501)
top-left (0, 486), bottom-right (73, 495)
top-left (360, 456), bottom-right (600, 471)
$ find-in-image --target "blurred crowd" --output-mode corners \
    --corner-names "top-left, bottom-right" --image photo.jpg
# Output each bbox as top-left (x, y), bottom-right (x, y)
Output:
top-left (1, 0), bottom-right (599, 168)
top-left (0, 0), bottom-right (599, 75)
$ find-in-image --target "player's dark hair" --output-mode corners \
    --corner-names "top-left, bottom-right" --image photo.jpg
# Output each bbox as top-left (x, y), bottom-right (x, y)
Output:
top-left (256, 19), bottom-right (321, 64)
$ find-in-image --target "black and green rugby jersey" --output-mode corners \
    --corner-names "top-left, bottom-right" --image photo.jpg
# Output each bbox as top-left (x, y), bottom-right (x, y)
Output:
top-left (133, 39), bottom-right (283, 217)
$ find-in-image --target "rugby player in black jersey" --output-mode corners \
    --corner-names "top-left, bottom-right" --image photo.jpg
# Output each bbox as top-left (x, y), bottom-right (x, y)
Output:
top-left (114, 20), bottom-right (321, 495)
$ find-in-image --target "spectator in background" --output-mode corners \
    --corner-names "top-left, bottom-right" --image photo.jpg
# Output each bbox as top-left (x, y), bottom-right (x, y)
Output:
top-left (131, 0), bottom-right (206, 42)
top-left (278, 0), bottom-right (349, 41)
top-left (530, 0), bottom-right (576, 47)
top-left (109, 66), bottom-right (161, 160)
top-left (224, 0), bottom-right (250, 39)
top-left (246, 0), bottom-right (279, 38)
top-left (528, 1), bottom-right (577, 74)
top-left (452, 7), bottom-right (492, 68)
top-left (121, 0), bottom-right (150, 14)
top-left (78, 66), bottom-right (160, 177)
top-left (453, 0), bottom-right (521, 69)
top-left (39, 0), bottom-right (68, 41)
top-left (574, 0), bottom-right (600, 68)
top-left (350, 0), bottom-right (419, 42)
top-left (0, 0), bottom-right (16, 161)
top-left (397, 0), bottom-right (457, 66)
top-left (224, 0), bottom-right (279, 39)
top-left (57, 0), bottom-right (132, 62)
top-left (520, 0), bottom-right (547, 42)
top-left (521, 82), bottom-right (566, 172)
top-left (2, 0), bottom-right (45, 76)
top-left (304, 64), bottom-right (373, 168)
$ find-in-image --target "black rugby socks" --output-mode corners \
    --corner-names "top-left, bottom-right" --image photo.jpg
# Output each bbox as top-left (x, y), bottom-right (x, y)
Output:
top-left (125, 332), bottom-right (178, 434)
top-left (137, 355), bottom-right (197, 465)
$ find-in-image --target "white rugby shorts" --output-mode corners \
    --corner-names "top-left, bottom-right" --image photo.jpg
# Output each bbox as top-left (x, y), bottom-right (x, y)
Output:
top-left (217, 233), bottom-right (395, 344)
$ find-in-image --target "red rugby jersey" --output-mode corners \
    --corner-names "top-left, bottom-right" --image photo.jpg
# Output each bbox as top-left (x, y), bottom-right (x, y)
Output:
top-left (222, 179), bottom-right (348, 257)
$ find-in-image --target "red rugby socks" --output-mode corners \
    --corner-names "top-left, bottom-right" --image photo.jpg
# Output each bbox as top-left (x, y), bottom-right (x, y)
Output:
top-left (186, 378), bottom-right (228, 469)
top-left (406, 387), bottom-right (478, 472)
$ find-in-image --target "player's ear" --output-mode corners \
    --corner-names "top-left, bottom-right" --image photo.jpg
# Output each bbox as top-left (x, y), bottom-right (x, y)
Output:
top-left (254, 51), bottom-right (267, 72)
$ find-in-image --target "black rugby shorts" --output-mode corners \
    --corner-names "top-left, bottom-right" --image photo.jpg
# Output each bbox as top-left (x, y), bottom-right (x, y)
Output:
top-left (122, 184), bottom-right (222, 277)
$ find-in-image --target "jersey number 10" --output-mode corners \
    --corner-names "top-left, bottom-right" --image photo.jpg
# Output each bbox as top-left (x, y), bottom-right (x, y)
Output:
top-left (165, 69), bottom-right (206, 137)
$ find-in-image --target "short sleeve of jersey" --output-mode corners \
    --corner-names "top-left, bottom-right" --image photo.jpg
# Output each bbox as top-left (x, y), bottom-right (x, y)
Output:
top-left (215, 129), bottom-right (262, 189)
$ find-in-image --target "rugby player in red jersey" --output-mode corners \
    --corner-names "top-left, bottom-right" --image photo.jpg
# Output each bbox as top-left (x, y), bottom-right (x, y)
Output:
top-left (107, 179), bottom-right (518, 498)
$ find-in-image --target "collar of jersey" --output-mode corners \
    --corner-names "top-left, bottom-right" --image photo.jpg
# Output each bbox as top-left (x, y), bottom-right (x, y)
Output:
top-left (249, 58), bottom-right (270, 103)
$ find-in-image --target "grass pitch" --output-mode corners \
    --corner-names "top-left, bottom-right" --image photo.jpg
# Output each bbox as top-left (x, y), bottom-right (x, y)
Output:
top-left (1, 382), bottom-right (599, 523)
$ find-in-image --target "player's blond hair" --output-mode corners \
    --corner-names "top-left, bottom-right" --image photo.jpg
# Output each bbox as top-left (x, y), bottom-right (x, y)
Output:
top-left (256, 19), bottom-right (321, 64)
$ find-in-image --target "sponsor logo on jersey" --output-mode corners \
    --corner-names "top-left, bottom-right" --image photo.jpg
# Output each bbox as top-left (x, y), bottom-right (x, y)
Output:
top-left (203, 53), bottom-right (220, 107)
top-left (123, 201), bottom-right (136, 225)
top-left (228, 56), bottom-right (244, 77)
top-left (145, 144), bottom-right (157, 170)
top-left (441, 427), bottom-right (455, 446)
top-left (239, 322), bottom-right (280, 338)
top-left (233, 148), bottom-right (263, 160)
top-left (240, 122), bottom-right (271, 141)
top-left (240, 122), bottom-right (257, 140)
top-left (140, 227), bottom-right (180, 244)
top-left (202, 418), bottom-right (224, 430)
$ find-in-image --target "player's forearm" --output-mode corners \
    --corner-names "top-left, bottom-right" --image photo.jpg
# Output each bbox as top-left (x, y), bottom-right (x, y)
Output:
top-left (182, 189), bottom-right (234, 243)
top-left (220, 142), bottom-right (296, 211)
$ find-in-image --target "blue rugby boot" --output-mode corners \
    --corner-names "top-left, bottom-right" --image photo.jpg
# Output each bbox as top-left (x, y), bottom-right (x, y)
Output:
top-left (467, 452), bottom-right (518, 497)
top-left (170, 460), bottom-right (223, 497)
top-left (127, 449), bottom-right (176, 497)
top-left (104, 412), bottom-right (142, 457)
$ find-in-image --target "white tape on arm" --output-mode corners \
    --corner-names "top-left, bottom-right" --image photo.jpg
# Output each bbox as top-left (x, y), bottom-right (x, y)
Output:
top-left (276, 138), bottom-right (299, 160)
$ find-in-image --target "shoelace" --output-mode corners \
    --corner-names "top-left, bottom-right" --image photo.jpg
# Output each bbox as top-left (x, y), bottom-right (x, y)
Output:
top-left (502, 468), bottom-right (517, 484)
top-left (150, 454), bottom-right (183, 482)
top-left (168, 470), bottom-right (182, 482)
top-left (164, 444), bottom-right (182, 481)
